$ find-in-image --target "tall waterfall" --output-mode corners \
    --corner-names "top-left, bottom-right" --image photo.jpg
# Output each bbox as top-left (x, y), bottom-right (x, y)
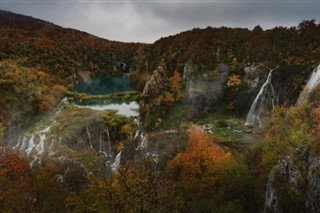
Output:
top-left (296, 64), bottom-right (320, 105)
top-left (245, 66), bottom-right (279, 128)
top-left (85, 126), bottom-right (94, 151)
top-left (99, 127), bottom-right (112, 158)
top-left (105, 127), bottom-right (112, 157)
top-left (111, 151), bottom-right (122, 172)
top-left (14, 124), bottom-right (54, 165)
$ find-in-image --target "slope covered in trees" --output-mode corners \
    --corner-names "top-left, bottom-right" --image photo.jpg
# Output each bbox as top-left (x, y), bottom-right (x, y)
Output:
top-left (0, 10), bottom-right (145, 79)
top-left (0, 10), bottom-right (320, 213)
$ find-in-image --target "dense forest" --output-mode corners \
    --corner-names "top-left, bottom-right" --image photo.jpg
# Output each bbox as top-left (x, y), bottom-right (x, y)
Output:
top-left (0, 10), bottom-right (320, 212)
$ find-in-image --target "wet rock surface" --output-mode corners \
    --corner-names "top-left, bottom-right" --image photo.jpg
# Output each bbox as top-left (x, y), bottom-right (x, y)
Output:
top-left (265, 147), bottom-right (320, 213)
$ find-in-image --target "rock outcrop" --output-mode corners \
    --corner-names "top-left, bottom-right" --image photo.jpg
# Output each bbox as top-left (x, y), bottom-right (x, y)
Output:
top-left (184, 63), bottom-right (229, 113)
top-left (264, 147), bottom-right (320, 213)
top-left (235, 63), bottom-right (272, 115)
top-left (143, 59), bottom-right (168, 98)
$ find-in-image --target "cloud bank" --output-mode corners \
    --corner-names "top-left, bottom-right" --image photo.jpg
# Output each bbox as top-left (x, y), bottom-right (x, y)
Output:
top-left (2, 0), bottom-right (319, 43)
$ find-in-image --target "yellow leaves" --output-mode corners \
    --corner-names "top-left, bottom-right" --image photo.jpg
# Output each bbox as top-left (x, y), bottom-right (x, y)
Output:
top-left (73, 163), bottom-right (184, 212)
top-left (39, 95), bottom-right (56, 113)
top-left (161, 92), bottom-right (174, 106)
top-left (168, 70), bottom-right (183, 100)
top-left (0, 148), bottom-right (30, 180)
top-left (0, 122), bottom-right (4, 141)
top-left (168, 126), bottom-right (233, 196)
top-left (226, 74), bottom-right (241, 88)
top-left (0, 148), bottom-right (33, 212)
top-left (120, 124), bottom-right (133, 138)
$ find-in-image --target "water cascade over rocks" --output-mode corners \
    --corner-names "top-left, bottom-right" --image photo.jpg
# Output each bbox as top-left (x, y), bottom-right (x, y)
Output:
top-left (14, 123), bottom-right (56, 165)
top-left (245, 66), bottom-right (279, 128)
top-left (111, 151), bottom-right (122, 172)
top-left (296, 64), bottom-right (320, 105)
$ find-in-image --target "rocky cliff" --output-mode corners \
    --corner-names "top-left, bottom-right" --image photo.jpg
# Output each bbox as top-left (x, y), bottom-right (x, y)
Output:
top-left (265, 147), bottom-right (320, 213)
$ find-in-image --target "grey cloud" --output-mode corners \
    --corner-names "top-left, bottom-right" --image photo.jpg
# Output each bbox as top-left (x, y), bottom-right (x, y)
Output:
top-left (2, 0), bottom-right (319, 43)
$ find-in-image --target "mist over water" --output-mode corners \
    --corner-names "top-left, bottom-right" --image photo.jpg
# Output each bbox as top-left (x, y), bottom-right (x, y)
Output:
top-left (73, 75), bottom-right (134, 95)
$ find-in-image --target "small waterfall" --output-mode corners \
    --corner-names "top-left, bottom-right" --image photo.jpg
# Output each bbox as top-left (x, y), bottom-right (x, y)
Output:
top-left (111, 151), bottom-right (122, 172)
top-left (134, 130), bottom-right (140, 139)
top-left (98, 135), bottom-right (109, 158)
top-left (48, 140), bottom-right (55, 156)
top-left (20, 137), bottom-right (28, 150)
top-left (245, 66), bottom-right (279, 128)
top-left (105, 127), bottom-right (112, 157)
top-left (35, 134), bottom-right (45, 155)
top-left (99, 135), bottom-right (104, 152)
top-left (85, 126), bottom-right (94, 151)
top-left (25, 135), bottom-right (35, 156)
top-left (296, 64), bottom-right (320, 105)
top-left (137, 133), bottom-right (148, 150)
top-left (13, 136), bottom-right (22, 149)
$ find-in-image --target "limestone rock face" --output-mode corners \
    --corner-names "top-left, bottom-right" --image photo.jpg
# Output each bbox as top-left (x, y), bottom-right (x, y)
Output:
top-left (143, 59), bottom-right (168, 98)
top-left (184, 63), bottom-right (229, 113)
top-left (236, 63), bottom-right (269, 115)
top-left (264, 147), bottom-right (320, 213)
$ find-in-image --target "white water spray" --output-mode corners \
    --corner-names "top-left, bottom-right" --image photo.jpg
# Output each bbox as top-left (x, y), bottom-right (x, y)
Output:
top-left (111, 151), bottom-right (122, 172)
top-left (137, 133), bottom-right (148, 150)
top-left (25, 135), bottom-right (35, 156)
top-left (245, 66), bottom-right (279, 128)
top-left (105, 127), bottom-right (112, 157)
top-left (85, 126), bottom-right (94, 151)
top-left (296, 64), bottom-right (320, 105)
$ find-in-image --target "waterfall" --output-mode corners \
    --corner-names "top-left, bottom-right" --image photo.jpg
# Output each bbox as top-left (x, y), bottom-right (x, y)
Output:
top-left (25, 135), bottom-right (35, 156)
top-left (134, 130), bottom-right (140, 139)
top-left (13, 136), bottom-right (22, 149)
top-left (245, 66), bottom-right (279, 128)
top-left (98, 127), bottom-right (112, 158)
top-left (105, 127), bottom-right (112, 157)
top-left (35, 134), bottom-right (45, 155)
top-left (296, 64), bottom-right (320, 105)
top-left (137, 133), bottom-right (148, 150)
top-left (85, 126), bottom-right (94, 151)
top-left (111, 151), bottom-right (122, 172)
top-left (20, 137), bottom-right (27, 150)
top-left (48, 140), bottom-right (55, 156)
top-left (98, 134), bottom-right (109, 158)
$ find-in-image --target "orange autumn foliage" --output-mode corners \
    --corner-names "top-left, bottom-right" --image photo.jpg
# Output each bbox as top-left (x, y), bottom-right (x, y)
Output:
top-left (168, 70), bottom-right (183, 100)
top-left (226, 74), bottom-right (241, 88)
top-left (0, 148), bottom-right (30, 180)
top-left (168, 126), bottom-right (232, 196)
top-left (0, 148), bottom-right (33, 211)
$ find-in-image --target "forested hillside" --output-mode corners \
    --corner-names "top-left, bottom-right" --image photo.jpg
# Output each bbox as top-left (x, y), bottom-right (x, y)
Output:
top-left (0, 10), bottom-right (145, 78)
top-left (0, 10), bottom-right (320, 212)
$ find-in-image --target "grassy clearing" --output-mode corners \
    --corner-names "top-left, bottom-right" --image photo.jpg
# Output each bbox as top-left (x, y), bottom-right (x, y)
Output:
top-left (67, 91), bottom-right (142, 105)
top-left (160, 102), bottom-right (261, 151)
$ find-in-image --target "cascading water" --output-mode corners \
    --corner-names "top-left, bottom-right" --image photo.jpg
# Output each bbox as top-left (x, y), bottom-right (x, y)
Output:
top-left (98, 127), bottom-right (112, 158)
top-left (296, 64), bottom-right (320, 105)
top-left (85, 126), bottom-right (94, 151)
top-left (137, 133), bottom-right (148, 150)
top-left (25, 135), bottom-right (35, 156)
top-left (111, 151), bottom-right (122, 172)
top-left (105, 127), bottom-right (112, 157)
top-left (14, 124), bottom-right (53, 165)
top-left (245, 66), bottom-right (279, 128)
top-left (48, 140), bottom-right (55, 156)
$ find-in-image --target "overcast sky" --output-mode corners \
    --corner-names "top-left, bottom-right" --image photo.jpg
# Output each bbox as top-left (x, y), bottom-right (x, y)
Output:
top-left (1, 0), bottom-right (319, 43)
